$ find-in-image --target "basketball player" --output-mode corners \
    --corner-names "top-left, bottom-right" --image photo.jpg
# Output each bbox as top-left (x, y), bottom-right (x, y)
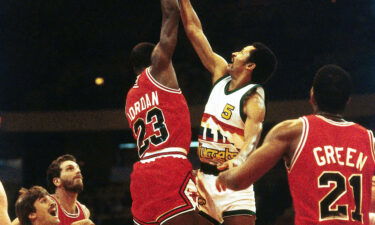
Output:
top-left (217, 65), bottom-right (375, 225)
top-left (179, 0), bottom-right (277, 224)
top-left (15, 186), bottom-right (60, 225)
top-left (46, 154), bottom-right (93, 225)
top-left (0, 181), bottom-right (11, 225)
top-left (125, 0), bottom-right (214, 224)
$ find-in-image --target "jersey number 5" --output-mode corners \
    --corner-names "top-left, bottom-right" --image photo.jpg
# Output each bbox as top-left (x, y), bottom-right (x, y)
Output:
top-left (133, 108), bottom-right (169, 157)
top-left (318, 172), bottom-right (362, 222)
top-left (221, 104), bottom-right (235, 120)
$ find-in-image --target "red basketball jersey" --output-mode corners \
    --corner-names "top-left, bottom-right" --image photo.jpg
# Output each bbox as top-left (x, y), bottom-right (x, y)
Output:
top-left (125, 67), bottom-right (191, 159)
top-left (50, 195), bottom-right (87, 225)
top-left (287, 115), bottom-right (375, 225)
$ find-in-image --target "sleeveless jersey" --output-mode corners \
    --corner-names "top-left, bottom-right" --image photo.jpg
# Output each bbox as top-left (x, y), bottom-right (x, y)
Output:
top-left (287, 115), bottom-right (375, 225)
top-left (50, 195), bottom-right (87, 225)
top-left (125, 67), bottom-right (191, 159)
top-left (198, 75), bottom-right (264, 165)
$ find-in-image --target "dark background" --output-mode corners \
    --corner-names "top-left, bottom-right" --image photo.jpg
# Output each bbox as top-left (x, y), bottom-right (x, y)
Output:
top-left (0, 0), bottom-right (374, 224)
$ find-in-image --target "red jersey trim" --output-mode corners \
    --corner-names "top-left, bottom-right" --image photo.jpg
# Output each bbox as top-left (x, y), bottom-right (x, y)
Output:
top-left (133, 75), bottom-right (140, 88)
top-left (288, 117), bottom-right (309, 172)
top-left (368, 130), bottom-right (375, 163)
top-left (146, 67), bottom-right (182, 94)
top-left (201, 113), bottom-right (244, 136)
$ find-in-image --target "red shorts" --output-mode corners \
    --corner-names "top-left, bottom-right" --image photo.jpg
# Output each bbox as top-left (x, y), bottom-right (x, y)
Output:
top-left (130, 157), bottom-right (197, 225)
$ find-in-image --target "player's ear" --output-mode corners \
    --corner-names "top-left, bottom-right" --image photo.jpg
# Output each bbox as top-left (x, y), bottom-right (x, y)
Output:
top-left (28, 212), bottom-right (37, 221)
top-left (53, 177), bottom-right (61, 187)
top-left (246, 62), bottom-right (256, 71)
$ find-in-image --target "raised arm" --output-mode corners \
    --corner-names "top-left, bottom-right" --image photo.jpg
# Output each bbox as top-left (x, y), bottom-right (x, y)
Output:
top-left (150, 0), bottom-right (180, 89)
top-left (179, 0), bottom-right (228, 83)
top-left (216, 119), bottom-right (302, 191)
top-left (0, 181), bottom-right (11, 225)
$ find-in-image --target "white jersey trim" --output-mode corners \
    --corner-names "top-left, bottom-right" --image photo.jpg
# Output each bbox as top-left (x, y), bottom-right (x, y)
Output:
top-left (140, 147), bottom-right (188, 163)
top-left (143, 147), bottom-right (187, 157)
top-left (51, 196), bottom-right (83, 219)
top-left (368, 130), bottom-right (375, 163)
top-left (315, 115), bottom-right (354, 126)
top-left (160, 208), bottom-right (195, 225)
top-left (146, 67), bottom-right (182, 94)
top-left (288, 117), bottom-right (309, 172)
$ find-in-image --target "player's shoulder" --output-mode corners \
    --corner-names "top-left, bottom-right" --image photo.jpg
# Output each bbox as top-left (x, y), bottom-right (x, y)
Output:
top-left (269, 119), bottom-right (303, 141)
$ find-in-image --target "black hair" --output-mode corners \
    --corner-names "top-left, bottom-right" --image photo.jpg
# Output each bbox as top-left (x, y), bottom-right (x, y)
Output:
top-left (247, 42), bottom-right (277, 84)
top-left (15, 186), bottom-right (49, 225)
top-left (130, 42), bottom-right (156, 75)
top-left (46, 154), bottom-right (77, 192)
top-left (313, 64), bottom-right (352, 114)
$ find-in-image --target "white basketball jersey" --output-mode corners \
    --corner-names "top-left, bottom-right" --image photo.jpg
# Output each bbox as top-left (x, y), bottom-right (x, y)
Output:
top-left (198, 75), bottom-right (264, 165)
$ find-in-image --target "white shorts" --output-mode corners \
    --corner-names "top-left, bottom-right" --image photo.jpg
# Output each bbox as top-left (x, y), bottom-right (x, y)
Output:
top-left (197, 172), bottom-right (256, 222)
top-left (370, 213), bottom-right (375, 225)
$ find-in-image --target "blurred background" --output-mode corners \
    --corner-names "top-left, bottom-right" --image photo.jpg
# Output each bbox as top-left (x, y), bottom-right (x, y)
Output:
top-left (0, 0), bottom-right (374, 224)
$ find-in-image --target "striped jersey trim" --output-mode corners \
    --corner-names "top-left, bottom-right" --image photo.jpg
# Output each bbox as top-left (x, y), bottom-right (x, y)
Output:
top-left (146, 67), bottom-right (181, 94)
top-left (315, 115), bottom-right (354, 126)
top-left (140, 147), bottom-right (188, 163)
top-left (142, 147), bottom-right (187, 158)
top-left (368, 130), bottom-right (375, 163)
top-left (202, 113), bottom-right (244, 136)
top-left (140, 154), bottom-right (187, 163)
top-left (50, 195), bottom-right (83, 218)
top-left (222, 209), bottom-right (256, 217)
top-left (133, 75), bottom-right (140, 88)
top-left (288, 117), bottom-right (309, 172)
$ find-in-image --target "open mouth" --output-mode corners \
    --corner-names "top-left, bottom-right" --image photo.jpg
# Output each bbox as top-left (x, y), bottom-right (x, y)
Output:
top-left (48, 205), bottom-right (57, 217)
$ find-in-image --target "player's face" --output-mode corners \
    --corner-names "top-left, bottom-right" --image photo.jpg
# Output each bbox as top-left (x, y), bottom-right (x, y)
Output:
top-left (59, 160), bottom-right (83, 193)
top-left (229, 45), bottom-right (256, 73)
top-left (32, 195), bottom-right (59, 225)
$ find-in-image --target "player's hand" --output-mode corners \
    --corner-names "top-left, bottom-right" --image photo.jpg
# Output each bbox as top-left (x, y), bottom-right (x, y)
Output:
top-left (217, 159), bottom-right (239, 171)
top-left (71, 219), bottom-right (95, 225)
top-left (215, 172), bottom-right (227, 192)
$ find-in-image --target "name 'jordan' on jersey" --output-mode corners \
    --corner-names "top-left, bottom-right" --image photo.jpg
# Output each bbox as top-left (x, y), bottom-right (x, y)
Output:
top-left (125, 67), bottom-right (192, 159)
top-left (198, 75), bottom-right (264, 165)
top-left (287, 115), bottom-right (375, 225)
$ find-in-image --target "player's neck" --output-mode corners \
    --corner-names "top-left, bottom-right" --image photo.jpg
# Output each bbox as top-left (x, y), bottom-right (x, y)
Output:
top-left (317, 111), bottom-right (345, 122)
top-left (228, 72), bottom-right (251, 91)
top-left (54, 189), bottom-right (79, 214)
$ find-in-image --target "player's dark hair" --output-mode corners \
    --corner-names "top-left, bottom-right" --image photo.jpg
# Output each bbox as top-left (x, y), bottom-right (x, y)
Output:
top-left (313, 64), bottom-right (352, 114)
top-left (15, 186), bottom-right (49, 225)
top-left (247, 42), bottom-right (277, 84)
top-left (46, 154), bottom-right (77, 192)
top-left (130, 42), bottom-right (156, 75)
